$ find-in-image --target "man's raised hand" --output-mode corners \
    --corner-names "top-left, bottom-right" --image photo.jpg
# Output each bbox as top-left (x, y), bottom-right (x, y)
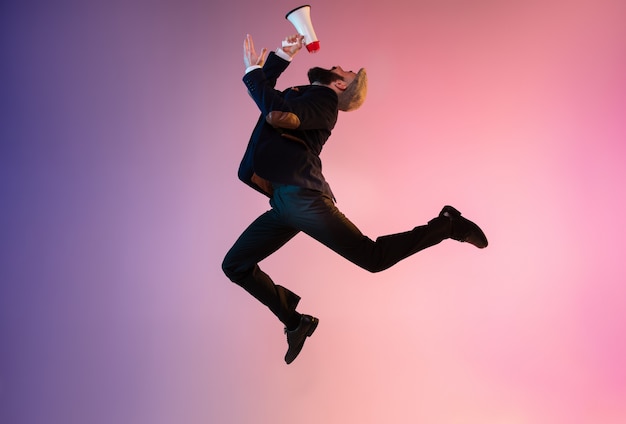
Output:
top-left (243, 34), bottom-right (268, 68)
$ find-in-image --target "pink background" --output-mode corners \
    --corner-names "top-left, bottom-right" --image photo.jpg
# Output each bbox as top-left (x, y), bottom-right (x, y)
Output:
top-left (2, 1), bottom-right (626, 423)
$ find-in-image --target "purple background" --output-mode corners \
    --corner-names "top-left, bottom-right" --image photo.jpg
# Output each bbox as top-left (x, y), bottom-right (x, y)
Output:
top-left (2, 1), bottom-right (626, 423)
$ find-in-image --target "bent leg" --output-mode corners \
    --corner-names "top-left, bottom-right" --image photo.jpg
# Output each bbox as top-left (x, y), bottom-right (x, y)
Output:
top-left (222, 209), bottom-right (301, 324)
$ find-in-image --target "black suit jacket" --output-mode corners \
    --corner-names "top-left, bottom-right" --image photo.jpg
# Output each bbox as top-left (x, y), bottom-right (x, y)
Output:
top-left (238, 52), bottom-right (338, 199)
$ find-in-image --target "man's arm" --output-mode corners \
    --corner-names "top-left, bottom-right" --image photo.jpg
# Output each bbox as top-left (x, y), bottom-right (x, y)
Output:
top-left (243, 34), bottom-right (303, 88)
top-left (243, 35), bottom-right (336, 130)
top-left (242, 34), bottom-right (300, 120)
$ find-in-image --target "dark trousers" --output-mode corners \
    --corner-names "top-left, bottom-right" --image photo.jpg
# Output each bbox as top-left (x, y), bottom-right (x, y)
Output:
top-left (222, 185), bottom-right (451, 325)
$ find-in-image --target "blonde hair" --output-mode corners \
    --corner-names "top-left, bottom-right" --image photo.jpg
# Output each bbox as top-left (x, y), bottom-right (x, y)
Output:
top-left (338, 68), bottom-right (367, 112)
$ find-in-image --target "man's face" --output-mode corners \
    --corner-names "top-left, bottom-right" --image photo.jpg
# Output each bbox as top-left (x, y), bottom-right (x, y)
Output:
top-left (330, 66), bottom-right (357, 86)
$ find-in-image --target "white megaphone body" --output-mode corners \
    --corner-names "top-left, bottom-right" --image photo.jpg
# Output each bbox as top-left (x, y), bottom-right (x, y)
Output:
top-left (285, 5), bottom-right (320, 53)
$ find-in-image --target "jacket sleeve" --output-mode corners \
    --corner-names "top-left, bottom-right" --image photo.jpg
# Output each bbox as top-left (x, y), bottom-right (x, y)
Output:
top-left (243, 51), bottom-right (289, 94)
top-left (259, 51), bottom-right (289, 88)
top-left (244, 67), bottom-right (338, 130)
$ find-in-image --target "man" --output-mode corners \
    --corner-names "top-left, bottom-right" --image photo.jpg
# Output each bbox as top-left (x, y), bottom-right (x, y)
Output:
top-left (222, 34), bottom-right (488, 364)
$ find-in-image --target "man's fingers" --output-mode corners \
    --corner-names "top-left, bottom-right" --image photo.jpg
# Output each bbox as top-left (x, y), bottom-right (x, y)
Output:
top-left (244, 34), bottom-right (268, 67)
top-left (244, 34), bottom-right (255, 53)
top-left (259, 48), bottom-right (268, 64)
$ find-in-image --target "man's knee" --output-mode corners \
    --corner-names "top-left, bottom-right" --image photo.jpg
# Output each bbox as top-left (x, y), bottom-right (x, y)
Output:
top-left (221, 253), bottom-right (243, 282)
top-left (362, 263), bottom-right (389, 273)
top-left (347, 256), bottom-right (389, 273)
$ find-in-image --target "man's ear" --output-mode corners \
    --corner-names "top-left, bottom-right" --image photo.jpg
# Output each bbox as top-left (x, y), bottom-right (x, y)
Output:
top-left (333, 79), bottom-right (348, 91)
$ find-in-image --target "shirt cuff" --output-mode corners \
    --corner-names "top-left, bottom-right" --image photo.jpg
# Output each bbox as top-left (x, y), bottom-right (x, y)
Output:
top-left (245, 65), bottom-right (262, 74)
top-left (245, 49), bottom-right (292, 75)
top-left (274, 48), bottom-right (292, 62)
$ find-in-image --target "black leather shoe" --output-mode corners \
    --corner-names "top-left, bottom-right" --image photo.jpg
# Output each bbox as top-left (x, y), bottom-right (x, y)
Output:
top-left (440, 205), bottom-right (488, 248)
top-left (284, 314), bottom-right (319, 364)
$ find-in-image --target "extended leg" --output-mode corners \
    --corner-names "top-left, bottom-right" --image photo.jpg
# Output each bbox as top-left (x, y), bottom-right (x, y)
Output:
top-left (271, 185), bottom-right (485, 273)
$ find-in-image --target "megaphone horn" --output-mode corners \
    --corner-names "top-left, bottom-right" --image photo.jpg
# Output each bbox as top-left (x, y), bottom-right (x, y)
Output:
top-left (285, 5), bottom-right (320, 53)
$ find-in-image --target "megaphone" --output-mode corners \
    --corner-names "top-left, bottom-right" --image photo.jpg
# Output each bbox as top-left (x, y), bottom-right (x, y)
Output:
top-left (285, 5), bottom-right (320, 53)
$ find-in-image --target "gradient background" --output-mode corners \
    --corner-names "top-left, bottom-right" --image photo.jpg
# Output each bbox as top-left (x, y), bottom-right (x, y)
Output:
top-left (2, 1), bottom-right (626, 423)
